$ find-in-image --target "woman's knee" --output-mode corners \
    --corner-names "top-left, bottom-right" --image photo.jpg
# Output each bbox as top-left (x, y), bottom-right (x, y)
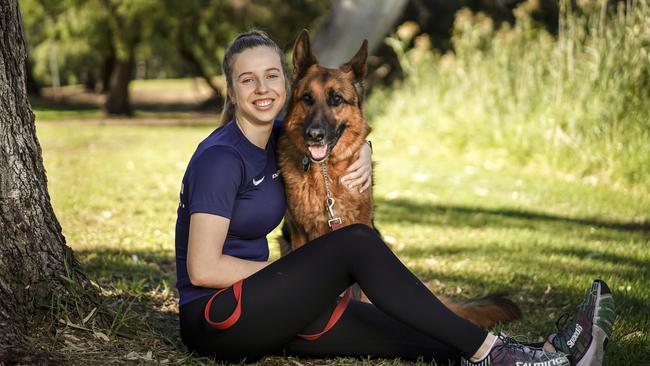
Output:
top-left (335, 224), bottom-right (386, 252)
top-left (340, 223), bottom-right (377, 238)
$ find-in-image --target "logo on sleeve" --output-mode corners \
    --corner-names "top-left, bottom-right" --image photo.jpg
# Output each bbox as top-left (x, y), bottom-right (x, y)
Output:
top-left (253, 176), bottom-right (265, 186)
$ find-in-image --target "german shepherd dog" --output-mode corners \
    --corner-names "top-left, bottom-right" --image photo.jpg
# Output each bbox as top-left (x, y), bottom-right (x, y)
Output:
top-left (277, 30), bottom-right (520, 328)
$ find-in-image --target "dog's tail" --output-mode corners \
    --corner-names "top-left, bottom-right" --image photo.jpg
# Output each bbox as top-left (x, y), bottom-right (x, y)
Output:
top-left (438, 293), bottom-right (522, 328)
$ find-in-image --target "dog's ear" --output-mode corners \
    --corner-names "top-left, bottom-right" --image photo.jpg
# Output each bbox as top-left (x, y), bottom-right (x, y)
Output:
top-left (292, 29), bottom-right (318, 82)
top-left (341, 39), bottom-right (368, 82)
top-left (341, 40), bottom-right (368, 105)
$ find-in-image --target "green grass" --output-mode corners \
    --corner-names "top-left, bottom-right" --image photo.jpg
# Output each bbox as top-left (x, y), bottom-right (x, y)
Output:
top-left (36, 115), bottom-right (649, 365)
top-left (31, 97), bottom-right (103, 120)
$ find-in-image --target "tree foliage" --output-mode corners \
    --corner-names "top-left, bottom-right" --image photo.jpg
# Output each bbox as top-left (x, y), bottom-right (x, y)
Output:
top-left (21, 0), bottom-right (328, 113)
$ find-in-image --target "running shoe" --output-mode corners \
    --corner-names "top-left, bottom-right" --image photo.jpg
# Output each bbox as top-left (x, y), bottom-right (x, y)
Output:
top-left (461, 333), bottom-right (570, 366)
top-left (550, 279), bottom-right (615, 366)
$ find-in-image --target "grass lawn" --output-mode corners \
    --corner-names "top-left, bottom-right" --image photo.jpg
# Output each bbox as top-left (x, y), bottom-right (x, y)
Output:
top-left (34, 110), bottom-right (649, 365)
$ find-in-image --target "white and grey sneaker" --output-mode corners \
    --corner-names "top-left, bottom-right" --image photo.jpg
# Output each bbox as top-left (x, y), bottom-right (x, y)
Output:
top-left (550, 279), bottom-right (615, 366)
top-left (461, 333), bottom-right (570, 366)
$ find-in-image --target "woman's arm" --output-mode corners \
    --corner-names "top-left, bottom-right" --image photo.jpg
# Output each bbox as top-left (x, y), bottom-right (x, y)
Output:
top-left (187, 212), bottom-right (270, 288)
top-left (341, 141), bottom-right (373, 192)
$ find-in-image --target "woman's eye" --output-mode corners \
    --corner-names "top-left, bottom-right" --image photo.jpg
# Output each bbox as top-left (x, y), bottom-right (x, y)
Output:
top-left (242, 78), bottom-right (254, 84)
top-left (267, 74), bottom-right (279, 79)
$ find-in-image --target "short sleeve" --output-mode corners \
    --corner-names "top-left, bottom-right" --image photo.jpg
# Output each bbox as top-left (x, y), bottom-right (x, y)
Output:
top-left (186, 146), bottom-right (243, 219)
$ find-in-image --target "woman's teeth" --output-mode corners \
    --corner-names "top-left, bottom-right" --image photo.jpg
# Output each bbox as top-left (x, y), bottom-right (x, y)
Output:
top-left (254, 99), bottom-right (272, 108)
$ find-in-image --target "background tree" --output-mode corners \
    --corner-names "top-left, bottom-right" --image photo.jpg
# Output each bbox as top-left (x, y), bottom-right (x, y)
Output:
top-left (100, 0), bottom-right (162, 115)
top-left (0, 0), bottom-right (88, 360)
top-left (313, 0), bottom-right (409, 67)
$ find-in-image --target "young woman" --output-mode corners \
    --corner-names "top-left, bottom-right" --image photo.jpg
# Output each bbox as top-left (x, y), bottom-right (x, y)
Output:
top-left (175, 30), bottom-right (615, 366)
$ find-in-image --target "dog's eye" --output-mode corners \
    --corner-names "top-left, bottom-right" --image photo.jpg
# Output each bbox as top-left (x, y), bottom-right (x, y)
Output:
top-left (301, 93), bottom-right (313, 105)
top-left (331, 95), bottom-right (343, 106)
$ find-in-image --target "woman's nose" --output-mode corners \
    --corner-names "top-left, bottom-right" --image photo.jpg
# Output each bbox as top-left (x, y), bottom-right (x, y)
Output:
top-left (255, 79), bottom-right (269, 94)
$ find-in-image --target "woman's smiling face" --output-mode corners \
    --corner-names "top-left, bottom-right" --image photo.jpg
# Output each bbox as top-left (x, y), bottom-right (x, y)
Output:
top-left (230, 46), bottom-right (286, 126)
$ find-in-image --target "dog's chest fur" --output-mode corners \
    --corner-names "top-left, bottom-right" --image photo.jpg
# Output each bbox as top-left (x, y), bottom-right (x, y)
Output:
top-left (277, 139), bottom-right (373, 242)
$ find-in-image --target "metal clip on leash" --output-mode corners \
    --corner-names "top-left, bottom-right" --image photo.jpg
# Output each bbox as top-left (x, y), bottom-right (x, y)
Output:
top-left (321, 162), bottom-right (342, 229)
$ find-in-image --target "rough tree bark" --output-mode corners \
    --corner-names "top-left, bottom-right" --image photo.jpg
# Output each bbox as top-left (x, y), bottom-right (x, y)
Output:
top-left (313, 0), bottom-right (408, 67)
top-left (0, 0), bottom-right (85, 356)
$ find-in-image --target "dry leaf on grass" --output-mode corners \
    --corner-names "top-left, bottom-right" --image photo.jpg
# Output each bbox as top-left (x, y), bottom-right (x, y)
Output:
top-left (93, 331), bottom-right (110, 342)
top-left (125, 350), bottom-right (154, 361)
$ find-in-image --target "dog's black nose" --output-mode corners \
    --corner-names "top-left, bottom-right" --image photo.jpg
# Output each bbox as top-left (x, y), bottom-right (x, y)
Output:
top-left (306, 126), bottom-right (325, 142)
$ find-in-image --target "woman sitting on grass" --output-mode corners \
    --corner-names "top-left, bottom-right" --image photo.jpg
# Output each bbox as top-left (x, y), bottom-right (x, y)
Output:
top-left (175, 30), bottom-right (615, 366)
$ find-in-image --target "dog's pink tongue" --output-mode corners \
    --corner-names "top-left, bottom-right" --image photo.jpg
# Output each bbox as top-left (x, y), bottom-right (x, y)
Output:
top-left (308, 145), bottom-right (328, 160)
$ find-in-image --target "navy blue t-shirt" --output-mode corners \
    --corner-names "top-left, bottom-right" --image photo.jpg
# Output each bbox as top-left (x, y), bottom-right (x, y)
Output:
top-left (175, 119), bottom-right (286, 305)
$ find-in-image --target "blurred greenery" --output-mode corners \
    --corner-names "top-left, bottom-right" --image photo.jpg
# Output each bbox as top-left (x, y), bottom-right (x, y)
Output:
top-left (379, 0), bottom-right (650, 193)
top-left (21, 0), bottom-right (328, 88)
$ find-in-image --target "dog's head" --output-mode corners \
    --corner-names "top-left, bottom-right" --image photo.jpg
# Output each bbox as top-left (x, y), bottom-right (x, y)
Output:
top-left (284, 30), bottom-right (370, 164)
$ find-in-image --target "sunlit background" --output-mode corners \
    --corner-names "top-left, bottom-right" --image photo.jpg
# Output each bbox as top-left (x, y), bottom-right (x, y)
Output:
top-left (20, 0), bottom-right (649, 364)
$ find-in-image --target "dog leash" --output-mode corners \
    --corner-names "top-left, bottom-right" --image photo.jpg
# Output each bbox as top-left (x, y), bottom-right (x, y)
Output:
top-left (300, 156), bottom-right (344, 230)
top-left (204, 161), bottom-right (352, 341)
top-left (204, 278), bottom-right (243, 329)
top-left (320, 161), bottom-right (343, 230)
top-left (295, 161), bottom-right (352, 340)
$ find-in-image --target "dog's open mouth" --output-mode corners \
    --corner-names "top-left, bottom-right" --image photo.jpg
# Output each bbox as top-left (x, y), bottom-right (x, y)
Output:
top-left (307, 144), bottom-right (330, 162)
top-left (304, 123), bottom-right (346, 163)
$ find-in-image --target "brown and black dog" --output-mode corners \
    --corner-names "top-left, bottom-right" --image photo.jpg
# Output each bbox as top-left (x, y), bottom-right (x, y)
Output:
top-left (277, 30), bottom-right (520, 328)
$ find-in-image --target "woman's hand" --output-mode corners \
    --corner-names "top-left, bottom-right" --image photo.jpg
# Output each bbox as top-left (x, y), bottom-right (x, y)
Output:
top-left (341, 141), bottom-right (372, 193)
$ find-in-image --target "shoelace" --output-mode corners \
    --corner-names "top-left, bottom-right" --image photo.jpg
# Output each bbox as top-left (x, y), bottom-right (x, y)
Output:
top-left (492, 333), bottom-right (562, 361)
top-left (553, 289), bottom-right (591, 346)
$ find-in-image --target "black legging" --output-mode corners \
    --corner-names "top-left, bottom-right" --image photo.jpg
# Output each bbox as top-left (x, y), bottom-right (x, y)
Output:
top-left (179, 224), bottom-right (487, 363)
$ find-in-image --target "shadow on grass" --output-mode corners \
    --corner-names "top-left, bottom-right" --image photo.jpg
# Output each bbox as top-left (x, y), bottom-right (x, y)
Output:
top-left (399, 243), bottom-right (650, 278)
top-left (73, 248), bottom-right (185, 355)
top-left (31, 96), bottom-right (97, 110)
top-left (375, 197), bottom-right (650, 234)
top-left (31, 94), bottom-right (219, 114)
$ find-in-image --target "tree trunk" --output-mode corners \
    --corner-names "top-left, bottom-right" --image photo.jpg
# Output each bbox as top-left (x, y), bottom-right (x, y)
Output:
top-left (0, 0), bottom-right (84, 355)
top-left (104, 56), bottom-right (134, 116)
top-left (178, 46), bottom-right (225, 110)
top-left (83, 68), bottom-right (97, 92)
top-left (313, 0), bottom-right (409, 67)
top-left (101, 53), bottom-right (115, 93)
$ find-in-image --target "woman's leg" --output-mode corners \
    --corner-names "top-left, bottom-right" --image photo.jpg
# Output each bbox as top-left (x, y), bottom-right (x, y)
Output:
top-left (280, 299), bottom-right (461, 364)
top-left (180, 224), bottom-right (487, 362)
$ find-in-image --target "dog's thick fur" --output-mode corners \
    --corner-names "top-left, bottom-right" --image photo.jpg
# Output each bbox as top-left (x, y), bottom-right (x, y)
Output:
top-left (277, 30), bottom-right (520, 328)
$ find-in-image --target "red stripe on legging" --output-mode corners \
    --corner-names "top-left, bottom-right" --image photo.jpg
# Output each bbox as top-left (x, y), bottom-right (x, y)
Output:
top-left (297, 287), bottom-right (353, 341)
top-left (204, 279), bottom-right (243, 329)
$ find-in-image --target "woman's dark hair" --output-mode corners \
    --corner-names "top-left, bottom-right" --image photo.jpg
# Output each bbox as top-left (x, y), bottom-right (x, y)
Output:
top-left (220, 30), bottom-right (287, 125)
